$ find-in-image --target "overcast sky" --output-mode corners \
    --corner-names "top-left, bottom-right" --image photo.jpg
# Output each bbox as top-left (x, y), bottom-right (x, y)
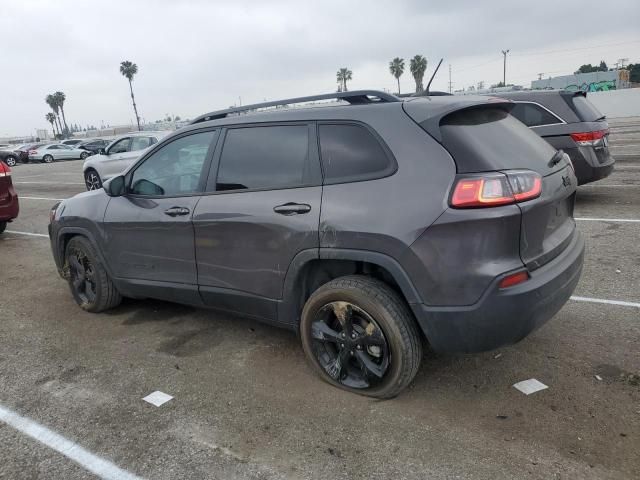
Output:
top-left (2, 0), bottom-right (639, 137)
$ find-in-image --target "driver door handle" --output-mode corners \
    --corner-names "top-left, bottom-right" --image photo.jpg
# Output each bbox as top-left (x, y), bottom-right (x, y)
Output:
top-left (273, 203), bottom-right (312, 215)
top-left (164, 206), bottom-right (191, 217)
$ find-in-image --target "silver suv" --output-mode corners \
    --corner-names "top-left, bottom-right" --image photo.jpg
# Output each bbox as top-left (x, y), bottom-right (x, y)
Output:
top-left (82, 131), bottom-right (171, 190)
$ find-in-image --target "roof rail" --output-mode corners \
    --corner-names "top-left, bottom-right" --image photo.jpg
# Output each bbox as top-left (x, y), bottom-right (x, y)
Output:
top-left (190, 90), bottom-right (400, 124)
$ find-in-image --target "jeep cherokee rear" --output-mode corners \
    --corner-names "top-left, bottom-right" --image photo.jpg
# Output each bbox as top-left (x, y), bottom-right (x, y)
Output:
top-left (48, 90), bottom-right (584, 398)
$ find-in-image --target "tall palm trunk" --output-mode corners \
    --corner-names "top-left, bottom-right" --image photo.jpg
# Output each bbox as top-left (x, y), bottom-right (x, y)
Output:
top-left (59, 106), bottom-right (69, 134)
top-left (56, 115), bottom-right (64, 137)
top-left (128, 79), bottom-right (141, 131)
top-left (50, 121), bottom-right (57, 138)
top-left (397, 77), bottom-right (401, 94)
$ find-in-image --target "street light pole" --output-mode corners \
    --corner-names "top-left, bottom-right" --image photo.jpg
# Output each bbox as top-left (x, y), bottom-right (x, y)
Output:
top-left (501, 49), bottom-right (510, 86)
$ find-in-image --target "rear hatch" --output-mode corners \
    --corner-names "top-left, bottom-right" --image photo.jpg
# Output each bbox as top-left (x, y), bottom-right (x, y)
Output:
top-left (563, 92), bottom-right (612, 165)
top-left (405, 98), bottom-right (577, 271)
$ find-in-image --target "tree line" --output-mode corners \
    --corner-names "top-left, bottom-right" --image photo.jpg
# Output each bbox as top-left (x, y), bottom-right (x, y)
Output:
top-left (337, 55), bottom-right (429, 95)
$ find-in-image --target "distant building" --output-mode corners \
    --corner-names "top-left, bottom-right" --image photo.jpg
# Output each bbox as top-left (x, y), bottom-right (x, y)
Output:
top-left (532, 69), bottom-right (630, 92)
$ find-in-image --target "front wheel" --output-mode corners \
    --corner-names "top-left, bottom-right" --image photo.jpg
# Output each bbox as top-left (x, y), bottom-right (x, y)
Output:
top-left (65, 236), bottom-right (122, 312)
top-left (300, 275), bottom-right (423, 399)
top-left (4, 156), bottom-right (17, 167)
top-left (80, 151), bottom-right (89, 160)
top-left (84, 169), bottom-right (102, 190)
top-left (43, 154), bottom-right (54, 163)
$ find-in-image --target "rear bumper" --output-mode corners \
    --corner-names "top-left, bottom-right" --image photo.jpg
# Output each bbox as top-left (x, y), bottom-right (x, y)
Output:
top-left (567, 146), bottom-right (614, 185)
top-left (0, 188), bottom-right (19, 222)
top-left (412, 232), bottom-right (585, 353)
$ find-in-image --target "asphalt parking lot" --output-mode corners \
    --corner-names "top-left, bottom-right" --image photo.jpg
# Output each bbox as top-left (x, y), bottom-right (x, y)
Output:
top-left (1, 120), bottom-right (639, 480)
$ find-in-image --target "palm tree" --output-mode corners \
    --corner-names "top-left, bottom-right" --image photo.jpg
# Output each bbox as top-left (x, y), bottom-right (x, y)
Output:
top-left (389, 57), bottom-right (405, 94)
top-left (53, 91), bottom-right (69, 134)
top-left (410, 55), bottom-right (428, 94)
top-left (45, 112), bottom-right (58, 138)
top-left (336, 68), bottom-right (353, 92)
top-left (45, 94), bottom-right (64, 137)
top-left (120, 60), bottom-right (141, 131)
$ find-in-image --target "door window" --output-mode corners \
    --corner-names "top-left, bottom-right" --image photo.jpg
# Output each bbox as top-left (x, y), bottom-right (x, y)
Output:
top-left (130, 136), bottom-right (154, 151)
top-left (129, 131), bottom-right (216, 196)
top-left (109, 138), bottom-right (131, 154)
top-left (318, 124), bottom-right (395, 183)
top-left (215, 125), bottom-right (316, 191)
top-left (510, 103), bottom-right (563, 127)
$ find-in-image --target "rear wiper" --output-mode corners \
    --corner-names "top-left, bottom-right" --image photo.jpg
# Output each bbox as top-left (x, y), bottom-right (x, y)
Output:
top-left (548, 149), bottom-right (565, 167)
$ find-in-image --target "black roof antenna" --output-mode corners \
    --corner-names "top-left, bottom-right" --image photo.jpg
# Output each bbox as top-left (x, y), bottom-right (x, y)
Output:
top-left (425, 58), bottom-right (444, 96)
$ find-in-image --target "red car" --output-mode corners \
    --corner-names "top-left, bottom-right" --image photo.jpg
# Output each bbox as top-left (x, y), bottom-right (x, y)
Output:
top-left (0, 160), bottom-right (19, 234)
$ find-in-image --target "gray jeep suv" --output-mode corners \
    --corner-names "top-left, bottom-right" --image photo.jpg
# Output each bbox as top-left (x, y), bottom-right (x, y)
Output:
top-left (48, 90), bottom-right (585, 398)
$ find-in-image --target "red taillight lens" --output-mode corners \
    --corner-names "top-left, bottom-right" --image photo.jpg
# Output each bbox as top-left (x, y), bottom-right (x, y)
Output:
top-left (570, 129), bottom-right (608, 146)
top-left (499, 271), bottom-right (529, 289)
top-left (0, 161), bottom-right (10, 177)
top-left (450, 170), bottom-right (542, 208)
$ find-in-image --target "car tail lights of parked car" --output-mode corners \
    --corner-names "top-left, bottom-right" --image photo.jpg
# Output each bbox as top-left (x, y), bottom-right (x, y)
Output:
top-left (570, 129), bottom-right (609, 147)
top-left (450, 170), bottom-right (542, 208)
top-left (0, 161), bottom-right (11, 177)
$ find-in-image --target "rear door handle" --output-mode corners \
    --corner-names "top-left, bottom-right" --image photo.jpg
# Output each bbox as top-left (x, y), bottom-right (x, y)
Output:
top-left (164, 206), bottom-right (191, 217)
top-left (273, 203), bottom-right (312, 215)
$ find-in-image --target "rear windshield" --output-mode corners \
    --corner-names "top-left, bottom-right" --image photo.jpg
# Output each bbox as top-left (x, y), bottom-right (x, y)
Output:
top-left (438, 107), bottom-right (561, 175)
top-left (567, 95), bottom-right (605, 122)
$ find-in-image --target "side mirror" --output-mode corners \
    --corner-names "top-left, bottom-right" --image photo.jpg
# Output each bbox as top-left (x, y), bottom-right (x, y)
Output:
top-left (99, 148), bottom-right (107, 155)
top-left (104, 175), bottom-right (126, 197)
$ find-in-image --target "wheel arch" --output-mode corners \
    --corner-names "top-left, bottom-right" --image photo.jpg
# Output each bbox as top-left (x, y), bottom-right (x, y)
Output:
top-left (278, 248), bottom-right (422, 327)
top-left (56, 227), bottom-right (112, 278)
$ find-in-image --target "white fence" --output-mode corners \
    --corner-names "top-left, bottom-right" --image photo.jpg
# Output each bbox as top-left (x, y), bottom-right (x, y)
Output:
top-left (588, 89), bottom-right (640, 119)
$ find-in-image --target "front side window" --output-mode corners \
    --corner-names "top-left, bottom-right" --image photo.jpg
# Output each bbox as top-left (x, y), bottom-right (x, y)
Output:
top-left (129, 131), bottom-right (216, 196)
top-left (511, 103), bottom-right (562, 127)
top-left (130, 136), bottom-right (153, 151)
top-left (318, 124), bottom-right (394, 183)
top-left (215, 125), bottom-right (316, 191)
top-left (109, 138), bottom-right (130, 154)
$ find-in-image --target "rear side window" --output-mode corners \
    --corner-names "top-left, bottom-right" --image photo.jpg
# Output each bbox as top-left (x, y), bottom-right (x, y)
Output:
top-left (318, 124), bottom-right (394, 183)
top-left (567, 95), bottom-right (604, 122)
top-left (510, 103), bottom-right (562, 127)
top-left (215, 125), bottom-right (318, 191)
top-left (439, 107), bottom-right (559, 175)
top-left (130, 136), bottom-right (153, 151)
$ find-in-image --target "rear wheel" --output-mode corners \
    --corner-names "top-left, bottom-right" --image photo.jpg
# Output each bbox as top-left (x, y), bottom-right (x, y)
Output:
top-left (80, 151), bottom-right (89, 160)
top-left (43, 154), bottom-right (54, 163)
top-left (4, 156), bottom-right (17, 167)
top-left (84, 169), bottom-right (102, 190)
top-left (65, 236), bottom-right (122, 312)
top-left (0, 221), bottom-right (6, 234)
top-left (300, 275), bottom-right (422, 398)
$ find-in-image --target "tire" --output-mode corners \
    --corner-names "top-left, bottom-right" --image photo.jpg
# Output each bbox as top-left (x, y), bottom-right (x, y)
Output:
top-left (300, 275), bottom-right (422, 399)
top-left (65, 236), bottom-right (122, 312)
top-left (80, 151), bottom-right (89, 160)
top-left (0, 221), bottom-right (6, 234)
top-left (43, 154), bottom-right (54, 163)
top-left (84, 169), bottom-right (102, 190)
top-left (4, 156), bottom-right (17, 167)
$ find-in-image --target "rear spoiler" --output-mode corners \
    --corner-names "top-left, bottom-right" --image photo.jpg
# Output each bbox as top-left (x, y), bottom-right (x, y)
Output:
top-left (403, 96), bottom-right (514, 143)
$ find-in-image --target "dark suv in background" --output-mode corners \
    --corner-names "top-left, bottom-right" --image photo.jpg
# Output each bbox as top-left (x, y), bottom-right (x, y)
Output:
top-left (498, 90), bottom-right (614, 185)
top-left (48, 91), bottom-right (584, 398)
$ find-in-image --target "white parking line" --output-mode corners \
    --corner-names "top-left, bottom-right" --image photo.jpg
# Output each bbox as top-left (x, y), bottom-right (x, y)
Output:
top-left (5, 230), bottom-right (49, 238)
top-left (0, 404), bottom-right (143, 480)
top-left (580, 184), bottom-right (640, 188)
top-left (571, 296), bottom-right (640, 308)
top-left (575, 217), bottom-right (640, 223)
top-left (20, 196), bottom-right (65, 201)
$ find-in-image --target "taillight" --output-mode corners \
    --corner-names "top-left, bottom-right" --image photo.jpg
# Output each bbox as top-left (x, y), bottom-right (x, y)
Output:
top-left (450, 170), bottom-right (542, 208)
top-left (499, 271), bottom-right (529, 289)
top-left (0, 161), bottom-right (11, 177)
top-left (570, 129), bottom-right (608, 147)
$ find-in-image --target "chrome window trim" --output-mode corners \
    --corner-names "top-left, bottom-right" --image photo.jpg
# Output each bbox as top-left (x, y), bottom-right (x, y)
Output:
top-left (512, 101), bottom-right (567, 128)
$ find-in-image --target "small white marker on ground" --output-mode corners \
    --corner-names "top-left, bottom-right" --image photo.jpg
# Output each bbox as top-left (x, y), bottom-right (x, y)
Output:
top-left (142, 391), bottom-right (173, 407)
top-left (513, 379), bottom-right (548, 395)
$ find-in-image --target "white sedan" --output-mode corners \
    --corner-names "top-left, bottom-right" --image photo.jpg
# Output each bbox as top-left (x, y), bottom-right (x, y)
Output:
top-left (29, 144), bottom-right (90, 163)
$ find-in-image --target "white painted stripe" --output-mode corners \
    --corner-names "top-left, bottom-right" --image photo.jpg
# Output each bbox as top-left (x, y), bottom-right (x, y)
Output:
top-left (612, 153), bottom-right (640, 156)
top-left (0, 404), bottom-right (143, 480)
top-left (20, 196), bottom-right (65, 201)
top-left (580, 184), bottom-right (640, 188)
top-left (575, 217), bottom-right (640, 223)
top-left (571, 296), bottom-right (640, 308)
top-left (5, 230), bottom-right (49, 238)
top-left (14, 181), bottom-right (84, 185)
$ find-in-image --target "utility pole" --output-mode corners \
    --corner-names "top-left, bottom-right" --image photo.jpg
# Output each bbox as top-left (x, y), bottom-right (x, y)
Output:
top-left (618, 58), bottom-right (629, 69)
top-left (501, 49), bottom-right (510, 86)
top-left (448, 64), bottom-right (453, 94)
top-left (537, 72), bottom-right (544, 80)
